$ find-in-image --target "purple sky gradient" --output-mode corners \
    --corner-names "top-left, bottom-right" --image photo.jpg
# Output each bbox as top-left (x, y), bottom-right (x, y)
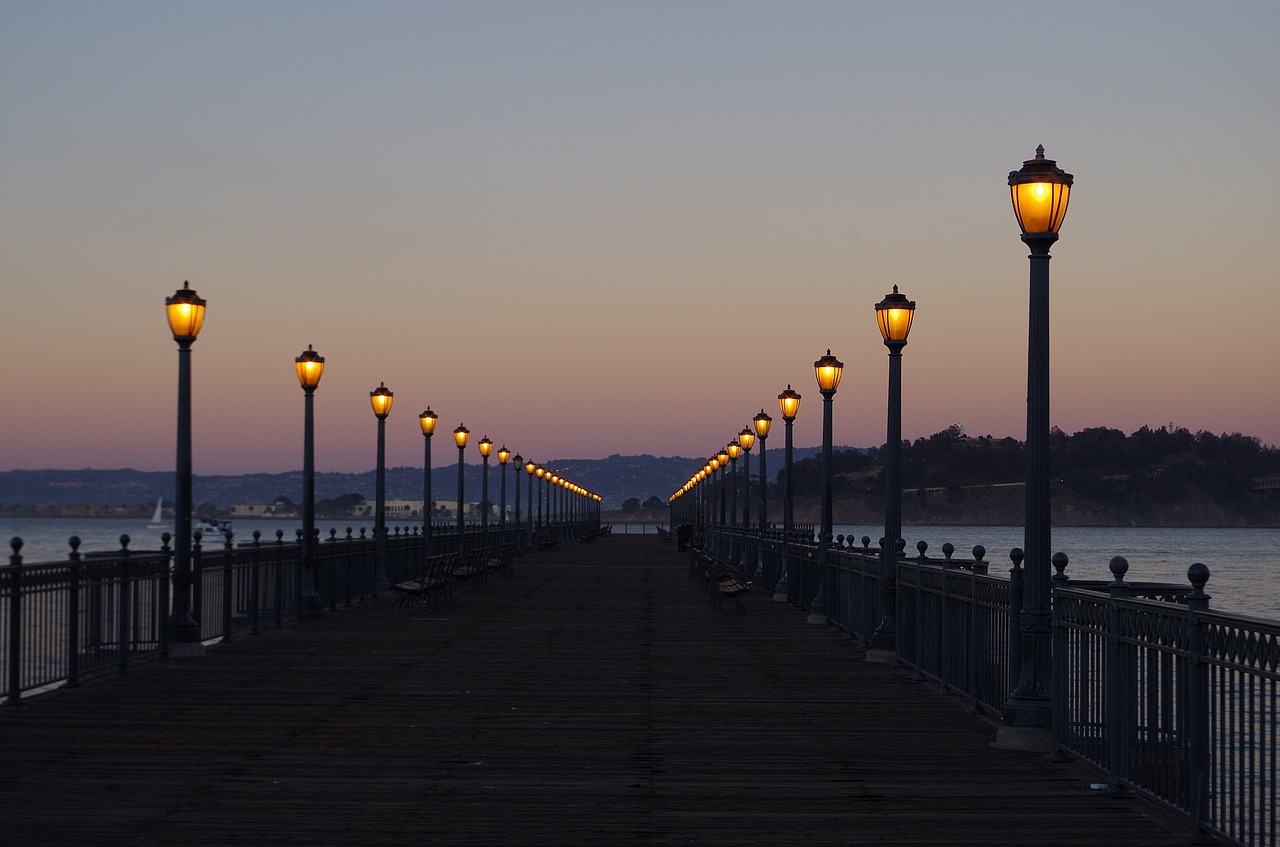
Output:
top-left (3, 1), bottom-right (1278, 475)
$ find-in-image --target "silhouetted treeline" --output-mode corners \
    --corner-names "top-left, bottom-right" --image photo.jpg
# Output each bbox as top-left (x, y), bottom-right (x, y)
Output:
top-left (776, 424), bottom-right (1280, 526)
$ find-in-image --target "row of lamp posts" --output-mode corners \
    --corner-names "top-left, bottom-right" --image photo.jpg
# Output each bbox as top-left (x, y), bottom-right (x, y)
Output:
top-left (168, 147), bottom-right (1068, 729)
top-left (669, 147), bottom-right (1071, 728)
top-left (163, 285), bottom-right (598, 652)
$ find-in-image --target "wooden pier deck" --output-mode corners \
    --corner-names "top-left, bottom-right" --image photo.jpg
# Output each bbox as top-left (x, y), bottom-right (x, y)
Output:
top-left (1, 535), bottom-right (1185, 846)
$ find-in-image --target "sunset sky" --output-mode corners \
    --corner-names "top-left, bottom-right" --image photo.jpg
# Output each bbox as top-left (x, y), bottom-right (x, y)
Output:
top-left (3, 1), bottom-right (1278, 477)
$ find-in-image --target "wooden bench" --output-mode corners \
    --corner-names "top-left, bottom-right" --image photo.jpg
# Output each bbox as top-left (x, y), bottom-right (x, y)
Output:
top-left (533, 530), bottom-right (560, 550)
top-left (452, 546), bottom-right (494, 591)
top-left (486, 543), bottom-right (518, 580)
top-left (689, 548), bottom-right (750, 614)
top-left (390, 552), bottom-right (458, 610)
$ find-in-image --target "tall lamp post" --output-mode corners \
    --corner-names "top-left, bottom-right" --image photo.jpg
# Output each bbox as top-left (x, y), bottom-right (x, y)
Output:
top-left (418, 407), bottom-right (438, 557)
top-left (726, 442), bottom-right (741, 560)
top-left (774, 386), bottom-right (801, 602)
top-left (370, 383), bottom-right (394, 591)
top-left (525, 460), bottom-right (537, 537)
top-left (753, 409), bottom-right (772, 582)
top-left (511, 452), bottom-right (521, 532)
top-left (497, 446), bottom-right (511, 531)
top-left (810, 349), bottom-right (843, 624)
top-left (295, 345), bottom-right (325, 613)
top-left (535, 466), bottom-right (545, 530)
top-left (166, 281), bottom-right (206, 655)
top-left (453, 425), bottom-right (470, 547)
top-left (478, 436), bottom-right (493, 538)
top-left (869, 286), bottom-right (915, 656)
top-left (738, 426), bottom-right (756, 572)
top-left (715, 449), bottom-right (730, 528)
top-left (1004, 145), bottom-right (1073, 728)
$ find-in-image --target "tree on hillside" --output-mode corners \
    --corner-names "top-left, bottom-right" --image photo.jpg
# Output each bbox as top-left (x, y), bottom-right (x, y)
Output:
top-left (621, 497), bottom-right (642, 512)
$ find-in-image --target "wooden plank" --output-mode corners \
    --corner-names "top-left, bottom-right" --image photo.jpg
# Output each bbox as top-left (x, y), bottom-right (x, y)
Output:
top-left (0, 536), bottom-right (1187, 845)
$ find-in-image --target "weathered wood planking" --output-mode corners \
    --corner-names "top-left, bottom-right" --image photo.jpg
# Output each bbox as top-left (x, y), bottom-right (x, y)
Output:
top-left (1, 536), bottom-right (1185, 845)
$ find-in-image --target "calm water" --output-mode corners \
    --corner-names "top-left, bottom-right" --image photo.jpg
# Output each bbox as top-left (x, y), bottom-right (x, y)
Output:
top-left (833, 523), bottom-right (1280, 621)
top-left (5, 517), bottom-right (1279, 621)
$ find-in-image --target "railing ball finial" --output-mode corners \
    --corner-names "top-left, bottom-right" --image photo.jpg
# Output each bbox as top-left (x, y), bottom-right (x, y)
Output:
top-left (1109, 555), bottom-right (1129, 584)
top-left (1007, 547), bottom-right (1021, 569)
top-left (1182, 562), bottom-right (1203, 611)
top-left (1052, 551), bottom-right (1069, 578)
top-left (942, 542), bottom-right (954, 561)
top-left (119, 534), bottom-right (131, 551)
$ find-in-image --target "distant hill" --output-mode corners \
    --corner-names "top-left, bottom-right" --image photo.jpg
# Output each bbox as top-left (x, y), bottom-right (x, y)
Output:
top-left (0, 447), bottom-right (852, 515)
top-left (0, 454), bottom-right (749, 514)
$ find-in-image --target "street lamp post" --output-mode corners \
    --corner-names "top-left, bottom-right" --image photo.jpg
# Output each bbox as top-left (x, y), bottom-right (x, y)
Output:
top-left (726, 442), bottom-right (741, 561)
top-left (166, 281), bottom-right (206, 655)
top-left (296, 345), bottom-right (325, 614)
top-left (869, 286), bottom-right (915, 657)
top-left (774, 386), bottom-right (800, 602)
top-left (453, 425), bottom-right (470, 549)
top-left (525, 460), bottom-right (536, 539)
top-left (498, 446), bottom-right (511, 531)
top-left (419, 408), bottom-right (438, 558)
top-left (715, 449), bottom-right (729, 529)
top-left (738, 426), bottom-right (756, 573)
top-left (535, 466), bottom-right (545, 530)
top-left (753, 410), bottom-right (772, 583)
top-left (1004, 145), bottom-right (1073, 728)
top-left (511, 452), bottom-right (522, 535)
top-left (370, 383), bottom-right (394, 591)
top-left (810, 350), bottom-right (843, 624)
top-left (478, 436), bottom-right (493, 538)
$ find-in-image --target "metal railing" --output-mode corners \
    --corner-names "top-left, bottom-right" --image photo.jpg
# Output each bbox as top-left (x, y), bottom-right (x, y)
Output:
top-left (3, 519), bottom-right (585, 703)
top-left (693, 522), bottom-right (1275, 846)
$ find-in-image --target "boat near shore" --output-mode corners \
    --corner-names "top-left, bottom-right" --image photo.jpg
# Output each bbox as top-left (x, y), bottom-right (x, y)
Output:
top-left (194, 517), bottom-right (233, 537)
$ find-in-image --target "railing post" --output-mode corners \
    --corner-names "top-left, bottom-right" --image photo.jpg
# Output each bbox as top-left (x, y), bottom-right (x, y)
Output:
top-left (67, 537), bottom-right (82, 688)
top-left (1184, 563), bottom-right (1214, 845)
top-left (295, 529), bottom-right (305, 621)
top-left (117, 535), bottom-right (132, 673)
top-left (1006, 548), bottom-right (1025, 698)
top-left (158, 533), bottom-right (172, 658)
top-left (1103, 556), bottom-right (1135, 797)
top-left (274, 530), bottom-right (285, 627)
top-left (344, 528), bottom-right (355, 607)
top-left (327, 529), bottom-right (338, 612)
top-left (1048, 553), bottom-right (1071, 761)
top-left (250, 531), bottom-right (262, 636)
top-left (6, 538), bottom-right (24, 704)
top-left (192, 531), bottom-right (205, 637)
top-left (222, 531), bottom-right (235, 639)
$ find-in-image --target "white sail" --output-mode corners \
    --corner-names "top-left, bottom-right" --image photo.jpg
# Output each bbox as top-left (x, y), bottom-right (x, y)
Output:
top-left (146, 497), bottom-right (166, 528)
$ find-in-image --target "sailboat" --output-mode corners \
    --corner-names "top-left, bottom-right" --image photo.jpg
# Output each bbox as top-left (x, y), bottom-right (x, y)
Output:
top-left (146, 497), bottom-right (168, 529)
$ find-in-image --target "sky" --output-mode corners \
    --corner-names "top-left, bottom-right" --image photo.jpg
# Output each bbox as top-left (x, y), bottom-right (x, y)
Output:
top-left (3, 1), bottom-right (1278, 477)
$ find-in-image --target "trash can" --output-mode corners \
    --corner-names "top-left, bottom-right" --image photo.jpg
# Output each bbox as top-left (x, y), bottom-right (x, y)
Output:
top-left (676, 523), bottom-right (694, 551)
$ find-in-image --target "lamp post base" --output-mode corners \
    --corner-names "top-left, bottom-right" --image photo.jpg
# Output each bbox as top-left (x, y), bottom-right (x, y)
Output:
top-left (167, 629), bottom-right (205, 658)
top-left (992, 725), bottom-right (1052, 753)
top-left (169, 642), bottom-right (205, 658)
